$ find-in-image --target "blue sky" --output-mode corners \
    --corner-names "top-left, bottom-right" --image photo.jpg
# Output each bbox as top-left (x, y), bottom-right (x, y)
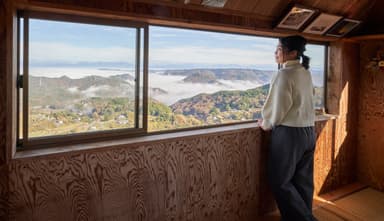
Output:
top-left (28, 18), bottom-right (325, 70)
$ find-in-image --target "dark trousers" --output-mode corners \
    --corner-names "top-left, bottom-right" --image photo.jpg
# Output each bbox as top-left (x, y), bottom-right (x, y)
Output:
top-left (268, 125), bottom-right (317, 221)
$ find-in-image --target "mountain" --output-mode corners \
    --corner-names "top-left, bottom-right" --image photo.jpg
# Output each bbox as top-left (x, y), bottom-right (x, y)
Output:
top-left (110, 73), bottom-right (135, 81)
top-left (171, 84), bottom-right (270, 120)
top-left (170, 83), bottom-right (324, 120)
top-left (215, 69), bottom-right (271, 82)
top-left (29, 75), bottom-right (135, 108)
top-left (27, 69), bottom-right (325, 136)
top-left (150, 87), bottom-right (168, 96)
top-left (163, 68), bottom-right (272, 84)
top-left (182, 70), bottom-right (220, 84)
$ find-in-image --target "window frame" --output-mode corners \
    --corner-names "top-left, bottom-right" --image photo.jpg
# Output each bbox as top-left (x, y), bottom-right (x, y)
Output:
top-left (17, 11), bottom-right (149, 149)
top-left (15, 11), bottom-right (329, 149)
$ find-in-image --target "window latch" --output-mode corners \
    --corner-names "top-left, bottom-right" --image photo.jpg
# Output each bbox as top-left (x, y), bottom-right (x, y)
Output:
top-left (17, 75), bottom-right (23, 88)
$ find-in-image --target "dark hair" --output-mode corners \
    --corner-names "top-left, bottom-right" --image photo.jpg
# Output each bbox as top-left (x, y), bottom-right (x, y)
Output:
top-left (279, 35), bottom-right (310, 69)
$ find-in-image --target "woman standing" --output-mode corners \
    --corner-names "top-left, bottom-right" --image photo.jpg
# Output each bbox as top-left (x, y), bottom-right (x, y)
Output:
top-left (260, 35), bottom-right (317, 221)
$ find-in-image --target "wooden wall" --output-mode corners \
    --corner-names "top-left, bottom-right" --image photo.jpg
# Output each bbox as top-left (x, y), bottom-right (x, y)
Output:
top-left (357, 40), bottom-right (384, 191)
top-left (0, 1), bottom-right (363, 221)
top-left (8, 129), bottom-right (262, 221)
top-left (299, 41), bottom-right (360, 196)
top-left (0, 0), bottom-right (10, 220)
top-left (0, 120), bottom-right (354, 221)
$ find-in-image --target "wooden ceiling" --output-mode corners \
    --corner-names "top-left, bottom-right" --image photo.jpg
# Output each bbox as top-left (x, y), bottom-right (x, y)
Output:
top-left (132, 0), bottom-right (379, 36)
top-left (142, 0), bottom-right (376, 22)
top-left (23, 0), bottom-right (382, 38)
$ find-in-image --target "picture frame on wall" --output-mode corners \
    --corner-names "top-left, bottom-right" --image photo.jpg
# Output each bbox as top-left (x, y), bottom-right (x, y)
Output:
top-left (276, 5), bottom-right (317, 30)
top-left (326, 18), bottom-right (362, 37)
top-left (303, 13), bottom-right (342, 35)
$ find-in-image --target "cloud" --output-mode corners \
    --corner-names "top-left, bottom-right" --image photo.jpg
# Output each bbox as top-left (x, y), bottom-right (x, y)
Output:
top-left (148, 73), bottom-right (265, 105)
top-left (67, 87), bottom-right (79, 93)
top-left (82, 85), bottom-right (111, 97)
top-left (149, 46), bottom-right (275, 66)
top-left (30, 42), bottom-right (135, 64)
top-left (29, 41), bottom-right (324, 69)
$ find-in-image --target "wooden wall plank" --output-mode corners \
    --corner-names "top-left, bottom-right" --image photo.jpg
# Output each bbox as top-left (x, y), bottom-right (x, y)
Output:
top-left (316, 41), bottom-right (360, 194)
top-left (0, 165), bottom-right (9, 221)
top-left (0, 0), bottom-right (10, 220)
top-left (9, 144), bottom-right (167, 221)
top-left (358, 40), bottom-right (384, 191)
top-left (226, 0), bottom-right (288, 19)
top-left (296, 0), bottom-right (373, 19)
top-left (0, 0), bottom-right (8, 166)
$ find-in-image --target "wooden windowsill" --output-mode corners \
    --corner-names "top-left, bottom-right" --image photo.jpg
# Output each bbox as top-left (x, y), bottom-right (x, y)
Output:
top-left (13, 114), bottom-right (337, 160)
top-left (13, 122), bottom-right (259, 159)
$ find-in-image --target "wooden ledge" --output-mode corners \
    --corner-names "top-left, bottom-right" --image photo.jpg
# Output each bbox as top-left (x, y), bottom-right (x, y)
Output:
top-left (13, 122), bottom-right (259, 160)
top-left (14, 114), bottom-right (337, 160)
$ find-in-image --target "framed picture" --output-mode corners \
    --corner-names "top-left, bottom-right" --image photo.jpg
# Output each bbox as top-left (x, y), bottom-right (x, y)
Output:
top-left (326, 18), bottom-right (362, 37)
top-left (303, 13), bottom-right (342, 35)
top-left (276, 5), bottom-right (317, 30)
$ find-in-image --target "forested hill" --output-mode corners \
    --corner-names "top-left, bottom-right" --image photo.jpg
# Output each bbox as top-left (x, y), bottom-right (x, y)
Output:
top-left (171, 84), bottom-right (270, 120)
top-left (163, 68), bottom-right (272, 84)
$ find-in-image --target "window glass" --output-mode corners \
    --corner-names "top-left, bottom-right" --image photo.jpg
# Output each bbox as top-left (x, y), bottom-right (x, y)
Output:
top-left (306, 44), bottom-right (326, 109)
top-left (25, 18), bottom-right (139, 138)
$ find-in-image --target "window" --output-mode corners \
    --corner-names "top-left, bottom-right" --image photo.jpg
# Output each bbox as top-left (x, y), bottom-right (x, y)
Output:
top-left (17, 12), bottom-right (147, 147)
top-left (306, 44), bottom-right (327, 109)
top-left (148, 26), bottom-right (327, 132)
top-left (16, 12), bottom-right (327, 147)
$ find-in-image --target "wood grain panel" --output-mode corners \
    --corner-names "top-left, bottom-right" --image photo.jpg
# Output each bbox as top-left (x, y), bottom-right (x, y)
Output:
top-left (358, 40), bottom-right (384, 191)
top-left (0, 165), bottom-right (9, 221)
top-left (226, 0), bottom-right (288, 19)
top-left (1, 0), bottom-right (10, 218)
top-left (9, 144), bottom-right (167, 221)
top-left (314, 120), bottom-right (335, 194)
top-left (3, 120), bottom-right (359, 221)
top-left (357, 1), bottom-right (384, 35)
top-left (153, 0), bottom-right (373, 21)
top-left (225, 0), bottom-right (261, 13)
top-left (8, 129), bottom-right (263, 221)
top-left (0, 0), bottom-right (7, 165)
top-left (315, 41), bottom-right (360, 194)
top-left (296, 0), bottom-right (373, 19)
top-left (314, 119), bottom-right (356, 195)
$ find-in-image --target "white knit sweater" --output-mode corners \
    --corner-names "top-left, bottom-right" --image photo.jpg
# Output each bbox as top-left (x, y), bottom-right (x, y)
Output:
top-left (261, 60), bottom-right (315, 130)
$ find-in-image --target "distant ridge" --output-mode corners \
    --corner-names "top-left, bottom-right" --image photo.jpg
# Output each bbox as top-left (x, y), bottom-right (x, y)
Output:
top-left (163, 68), bottom-right (272, 84)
